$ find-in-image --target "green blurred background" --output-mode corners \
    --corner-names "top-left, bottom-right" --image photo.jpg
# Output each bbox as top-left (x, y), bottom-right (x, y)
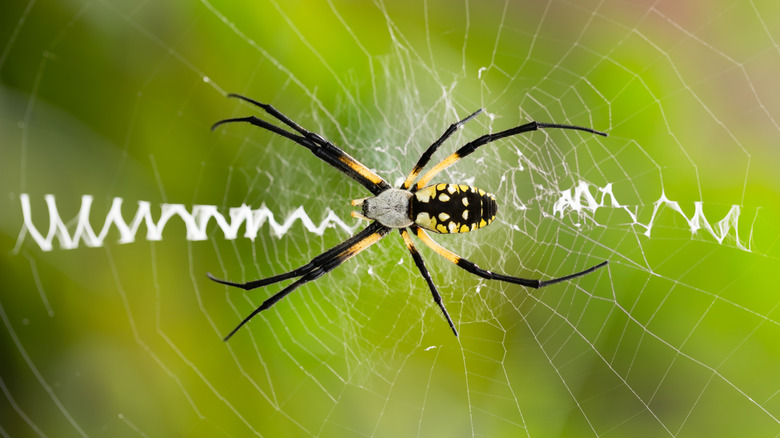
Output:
top-left (2, 0), bottom-right (779, 436)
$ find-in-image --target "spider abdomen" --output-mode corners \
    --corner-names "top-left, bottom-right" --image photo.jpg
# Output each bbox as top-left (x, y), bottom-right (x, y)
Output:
top-left (411, 183), bottom-right (497, 234)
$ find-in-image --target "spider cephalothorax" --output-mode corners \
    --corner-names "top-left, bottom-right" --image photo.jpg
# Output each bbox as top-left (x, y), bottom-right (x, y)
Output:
top-left (209, 94), bottom-right (608, 340)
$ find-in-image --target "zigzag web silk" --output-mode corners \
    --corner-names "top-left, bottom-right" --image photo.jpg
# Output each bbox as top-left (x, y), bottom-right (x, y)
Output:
top-left (14, 187), bottom-right (752, 252)
top-left (4, 0), bottom-right (779, 436)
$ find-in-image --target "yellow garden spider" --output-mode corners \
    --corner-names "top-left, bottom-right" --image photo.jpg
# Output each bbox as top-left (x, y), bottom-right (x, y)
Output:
top-left (209, 94), bottom-right (608, 340)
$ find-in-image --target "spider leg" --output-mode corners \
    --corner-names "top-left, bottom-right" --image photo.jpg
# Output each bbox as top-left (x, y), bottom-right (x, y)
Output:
top-left (401, 108), bottom-right (482, 190)
top-left (211, 222), bottom-right (390, 340)
top-left (399, 229), bottom-right (458, 337)
top-left (415, 120), bottom-right (607, 190)
top-left (207, 220), bottom-right (377, 291)
top-left (412, 226), bottom-right (607, 288)
top-left (213, 94), bottom-right (391, 195)
top-left (221, 273), bottom-right (321, 341)
top-left (224, 94), bottom-right (320, 138)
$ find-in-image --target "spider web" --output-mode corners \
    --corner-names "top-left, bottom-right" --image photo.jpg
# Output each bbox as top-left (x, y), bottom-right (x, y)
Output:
top-left (2, 0), bottom-right (780, 436)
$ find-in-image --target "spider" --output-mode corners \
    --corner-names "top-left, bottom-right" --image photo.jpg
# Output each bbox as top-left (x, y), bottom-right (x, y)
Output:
top-left (209, 94), bottom-right (608, 340)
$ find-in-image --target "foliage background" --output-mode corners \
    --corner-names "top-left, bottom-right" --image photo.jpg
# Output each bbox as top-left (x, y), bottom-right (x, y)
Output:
top-left (1, 0), bottom-right (779, 436)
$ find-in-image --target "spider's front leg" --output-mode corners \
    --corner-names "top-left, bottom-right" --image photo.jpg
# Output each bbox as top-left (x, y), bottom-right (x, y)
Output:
top-left (210, 222), bottom-right (390, 340)
top-left (213, 93), bottom-right (391, 195)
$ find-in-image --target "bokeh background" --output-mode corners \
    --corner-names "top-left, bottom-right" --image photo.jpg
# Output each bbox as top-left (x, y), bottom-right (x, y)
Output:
top-left (2, 0), bottom-right (779, 436)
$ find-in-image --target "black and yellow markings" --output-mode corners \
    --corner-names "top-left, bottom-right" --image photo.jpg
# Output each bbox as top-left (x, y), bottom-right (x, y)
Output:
top-left (337, 225), bottom-right (390, 265)
top-left (413, 226), bottom-right (460, 264)
top-left (400, 228), bottom-right (415, 250)
top-left (415, 153), bottom-right (462, 190)
top-left (410, 183), bottom-right (498, 234)
top-left (337, 153), bottom-right (387, 186)
top-left (401, 164), bottom-right (425, 189)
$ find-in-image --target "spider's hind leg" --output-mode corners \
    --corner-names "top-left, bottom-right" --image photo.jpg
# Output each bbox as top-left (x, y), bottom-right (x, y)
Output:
top-left (414, 120), bottom-right (607, 190)
top-left (401, 108), bottom-right (483, 190)
top-left (412, 226), bottom-right (607, 289)
top-left (400, 229), bottom-right (458, 336)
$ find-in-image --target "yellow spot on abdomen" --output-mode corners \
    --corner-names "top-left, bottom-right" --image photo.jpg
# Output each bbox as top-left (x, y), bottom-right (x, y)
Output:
top-left (416, 212), bottom-right (436, 229)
